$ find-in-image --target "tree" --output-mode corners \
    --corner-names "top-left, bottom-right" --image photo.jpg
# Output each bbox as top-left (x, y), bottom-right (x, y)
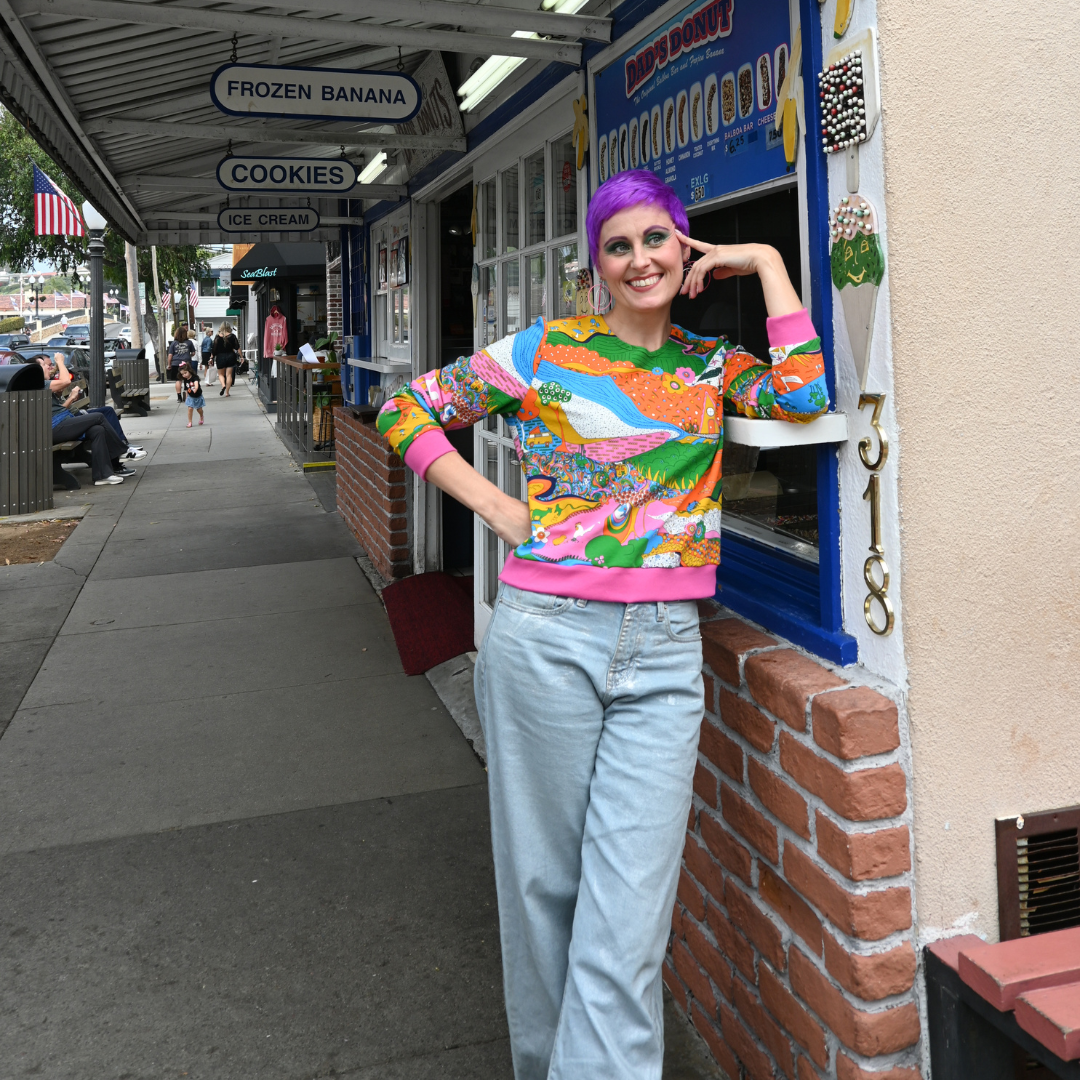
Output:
top-left (0, 107), bottom-right (88, 273)
top-left (102, 233), bottom-right (210, 295)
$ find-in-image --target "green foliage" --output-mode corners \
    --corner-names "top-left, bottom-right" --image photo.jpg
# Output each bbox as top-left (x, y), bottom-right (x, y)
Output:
top-left (0, 108), bottom-right (88, 273)
top-left (102, 232), bottom-right (211, 298)
top-left (0, 315), bottom-right (25, 332)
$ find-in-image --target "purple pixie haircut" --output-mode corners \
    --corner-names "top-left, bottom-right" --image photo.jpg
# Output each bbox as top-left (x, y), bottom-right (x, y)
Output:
top-left (586, 169), bottom-right (689, 266)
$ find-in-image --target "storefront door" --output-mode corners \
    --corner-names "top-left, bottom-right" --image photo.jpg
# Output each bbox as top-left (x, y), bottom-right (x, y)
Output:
top-left (472, 125), bottom-right (585, 642)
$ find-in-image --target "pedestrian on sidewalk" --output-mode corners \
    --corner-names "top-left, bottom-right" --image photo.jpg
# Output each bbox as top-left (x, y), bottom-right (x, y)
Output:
top-left (211, 322), bottom-right (240, 398)
top-left (377, 170), bottom-right (830, 1080)
top-left (167, 327), bottom-right (197, 403)
top-left (178, 360), bottom-right (204, 427)
top-left (200, 328), bottom-right (216, 385)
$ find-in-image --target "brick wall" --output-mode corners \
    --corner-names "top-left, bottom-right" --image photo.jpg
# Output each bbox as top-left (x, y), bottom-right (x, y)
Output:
top-left (667, 610), bottom-right (920, 1080)
top-left (326, 256), bottom-right (343, 340)
top-left (334, 407), bottom-right (411, 581)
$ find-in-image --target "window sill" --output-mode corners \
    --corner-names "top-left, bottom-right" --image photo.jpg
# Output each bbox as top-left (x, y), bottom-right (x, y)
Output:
top-left (348, 357), bottom-right (412, 374)
top-left (725, 412), bottom-right (848, 448)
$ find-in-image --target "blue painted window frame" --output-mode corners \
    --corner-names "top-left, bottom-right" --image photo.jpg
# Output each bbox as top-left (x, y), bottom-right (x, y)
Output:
top-left (711, 0), bottom-right (855, 665)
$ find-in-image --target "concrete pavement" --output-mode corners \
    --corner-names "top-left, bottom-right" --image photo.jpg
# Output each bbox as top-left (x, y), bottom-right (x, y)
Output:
top-left (0, 378), bottom-right (721, 1079)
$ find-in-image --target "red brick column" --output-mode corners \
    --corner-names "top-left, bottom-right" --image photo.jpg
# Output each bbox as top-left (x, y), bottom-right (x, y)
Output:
top-left (334, 406), bottom-right (411, 581)
top-left (666, 612), bottom-right (920, 1080)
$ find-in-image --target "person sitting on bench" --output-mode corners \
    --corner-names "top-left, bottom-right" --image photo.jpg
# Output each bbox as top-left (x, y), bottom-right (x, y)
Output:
top-left (42, 353), bottom-right (135, 486)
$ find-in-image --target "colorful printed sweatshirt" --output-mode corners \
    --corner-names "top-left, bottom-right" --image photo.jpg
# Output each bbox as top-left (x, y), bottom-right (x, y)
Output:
top-left (377, 309), bottom-right (827, 602)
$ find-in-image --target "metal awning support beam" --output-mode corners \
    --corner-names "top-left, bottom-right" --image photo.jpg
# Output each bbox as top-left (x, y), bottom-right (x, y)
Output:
top-left (121, 174), bottom-right (407, 198)
top-left (18, 0), bottom-right (584, 62)
top-left (86, 117), bottom-right (465, 152)
top-left (247, 0), bottom-right (610, 42)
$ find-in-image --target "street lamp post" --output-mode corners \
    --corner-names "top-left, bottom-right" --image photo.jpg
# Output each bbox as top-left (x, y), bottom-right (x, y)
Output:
top-left (32, 274), bottom-right (45, 320)
top-left (82, 201), bottom-right (108, 408)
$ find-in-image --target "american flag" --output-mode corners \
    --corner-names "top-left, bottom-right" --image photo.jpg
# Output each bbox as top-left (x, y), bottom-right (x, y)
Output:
top-left (188, 283), bottom-right (199, 310)
top-left (33, 163), bottom-right (85, 237)
top-left (160, 288), bottom-right (171, 311)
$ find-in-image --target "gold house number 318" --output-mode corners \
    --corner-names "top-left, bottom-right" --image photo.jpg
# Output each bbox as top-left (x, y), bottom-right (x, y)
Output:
top-left (858, 393), bottom-right (894, 636)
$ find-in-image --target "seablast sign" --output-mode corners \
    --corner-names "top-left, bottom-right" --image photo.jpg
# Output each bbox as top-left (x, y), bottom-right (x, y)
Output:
top-left (210, 63), bottom-right (420, 123)
top-left (218, 156), bottom-right (357, 194)
top-left (217, 207), bottom-right (321, 233)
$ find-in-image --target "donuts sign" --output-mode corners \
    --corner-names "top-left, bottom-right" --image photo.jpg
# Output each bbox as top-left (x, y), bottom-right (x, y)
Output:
top-left (624, 0), bottom-right (734, 97)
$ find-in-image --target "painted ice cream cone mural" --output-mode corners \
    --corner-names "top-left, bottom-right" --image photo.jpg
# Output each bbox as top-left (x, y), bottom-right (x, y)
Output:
top-left (830, 194), bottom-right (883, 390)
top-left (774, 28), bottom-right (802, 166)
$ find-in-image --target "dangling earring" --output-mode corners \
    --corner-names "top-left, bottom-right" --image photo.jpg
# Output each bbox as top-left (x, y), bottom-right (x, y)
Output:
top-left (590, 279), bottom-right (613, 315)
top-left (683, 260), bottom-right (711, 292)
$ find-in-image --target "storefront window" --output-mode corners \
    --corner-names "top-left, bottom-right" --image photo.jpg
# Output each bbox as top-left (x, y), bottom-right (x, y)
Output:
top-left (551, 134), bottom-right (578, 239)
top-left (482, 263), bottom-right (497, 346)
top-left (501, 166), bottom-right (519, 253)
top-left (553, 243), bottom-right (579, 318)
top-left (482, 178), bottom-right (497, 260)
top-left (294, 283), bottom-right (327, 351)
top-left (525, 149), bottom-right (545, 248)
top-left (504, 258), bottom-right (521, 335)
top-left (526, 254), bottom-right (545, 324)
top-left (400, 286), bottom-right (409, 345)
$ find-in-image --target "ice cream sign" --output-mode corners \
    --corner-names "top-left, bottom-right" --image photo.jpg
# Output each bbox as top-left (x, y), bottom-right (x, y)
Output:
top-left (591, 0), bottom-right (790, 208)
top-left (211, 63), bottom-right (421, 123)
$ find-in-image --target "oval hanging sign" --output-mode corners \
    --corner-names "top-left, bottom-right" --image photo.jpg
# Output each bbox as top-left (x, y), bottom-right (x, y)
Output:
top-left (210, 63), bottom-right (421, 123)
top-left (217, 156), bottom-right (357, 194)
top-left (217, 207), bottom-right (321, 233)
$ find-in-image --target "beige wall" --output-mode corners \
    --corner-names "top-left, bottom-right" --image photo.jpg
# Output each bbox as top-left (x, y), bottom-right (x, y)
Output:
top-left (878, 0), bottom-right (1080, 940)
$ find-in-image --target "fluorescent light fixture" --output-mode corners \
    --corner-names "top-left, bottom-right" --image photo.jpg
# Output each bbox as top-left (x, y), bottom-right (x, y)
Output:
top-left (358, 152), bottom-right (387, 184)
top-left (458, 30), bottom-right (548, 112)
top-left (541, 0), bottom-right (590, 10)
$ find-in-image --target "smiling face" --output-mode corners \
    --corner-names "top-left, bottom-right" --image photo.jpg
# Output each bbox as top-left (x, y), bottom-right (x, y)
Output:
top-left (595, 203), bottom-right (688, 317)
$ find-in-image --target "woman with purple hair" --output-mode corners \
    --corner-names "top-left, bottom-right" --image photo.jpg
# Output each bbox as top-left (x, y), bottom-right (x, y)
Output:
top-left (378, 169), bottom-right (828, 1078)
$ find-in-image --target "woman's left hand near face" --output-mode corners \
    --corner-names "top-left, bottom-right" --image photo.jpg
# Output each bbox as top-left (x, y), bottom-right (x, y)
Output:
top-left (675, 231), bottom-right (774, 298)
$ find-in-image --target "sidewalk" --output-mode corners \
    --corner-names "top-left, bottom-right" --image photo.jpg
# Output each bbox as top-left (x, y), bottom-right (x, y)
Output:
top-left (0, 379), bottom-right (721, 1079)
top-left (0, 380), bottom-right (508, 1079)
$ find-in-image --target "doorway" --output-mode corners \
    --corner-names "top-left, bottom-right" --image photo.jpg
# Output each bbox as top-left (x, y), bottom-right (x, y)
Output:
top-left (439, 183), bottom-right (476, 572)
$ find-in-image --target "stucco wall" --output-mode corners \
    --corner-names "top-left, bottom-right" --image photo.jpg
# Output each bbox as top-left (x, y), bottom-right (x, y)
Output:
top-left (877, 0), bottom-right (1080, 941)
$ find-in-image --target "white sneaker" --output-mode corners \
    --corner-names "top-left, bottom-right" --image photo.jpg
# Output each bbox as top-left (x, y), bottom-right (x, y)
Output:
top-left (124, 448), bottom-right (148, 460)
top-left (94, 474), bottom-right (125, 485)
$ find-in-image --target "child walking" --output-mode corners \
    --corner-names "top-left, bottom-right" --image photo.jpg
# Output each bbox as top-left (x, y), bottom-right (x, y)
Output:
top-left (178, 361), bottom-right (205, 427)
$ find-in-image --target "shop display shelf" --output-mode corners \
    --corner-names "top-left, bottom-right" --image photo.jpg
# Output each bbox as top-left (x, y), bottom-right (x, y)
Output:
top-left (348, 357), bottom-right (413, 374)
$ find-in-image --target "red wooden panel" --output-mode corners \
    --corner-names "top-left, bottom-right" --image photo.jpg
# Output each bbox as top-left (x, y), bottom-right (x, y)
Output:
top-left (1015, 982), bottom-right (1080, 1061)
top-left (959, 925), bottom-right (1080, 1011)
top-left (925, 934), bottom-right (985, 974)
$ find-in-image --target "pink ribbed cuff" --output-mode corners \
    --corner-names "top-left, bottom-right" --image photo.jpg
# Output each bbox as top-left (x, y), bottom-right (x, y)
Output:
top-left (402, 428), bottom-right (456, 480)
top-left (766, 308), bottom-right (817, 348)
top-left (500, 558), bottom-right (717, 603)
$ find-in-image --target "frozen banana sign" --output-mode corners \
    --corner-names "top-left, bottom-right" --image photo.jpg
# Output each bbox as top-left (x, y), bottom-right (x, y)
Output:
top-left (211, 63), bottom-right (420, 123)
top-left (592, 0), bottom-right (790, 207)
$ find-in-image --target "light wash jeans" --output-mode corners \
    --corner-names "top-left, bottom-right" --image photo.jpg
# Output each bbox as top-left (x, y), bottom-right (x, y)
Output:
top-left (475, 583), bottom-right (704, 1080)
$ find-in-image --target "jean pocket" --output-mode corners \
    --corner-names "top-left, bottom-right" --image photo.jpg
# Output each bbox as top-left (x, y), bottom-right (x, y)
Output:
top-left (498, 585), bottom-right (576, 617)
top-left (662, 600), bottom-right (702, 643)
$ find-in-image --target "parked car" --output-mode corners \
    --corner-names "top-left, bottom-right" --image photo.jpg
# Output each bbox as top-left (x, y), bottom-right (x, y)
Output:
top-left (117, 325), bottom-right (131, 341)
top-left (46, 335), bottom-right (74, 346)
top-left (64, 323), bottom-right (90, 341)
top-left (0, 333), bottom-right (30, 349)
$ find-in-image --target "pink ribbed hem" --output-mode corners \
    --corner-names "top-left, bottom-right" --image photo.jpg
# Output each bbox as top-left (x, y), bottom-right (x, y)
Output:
top-left (766, 308), bottom-right (816, 348)
top-left (402, 428), bottom-right (456, 480)
top-left (499, 558), bottom-right (717, 603)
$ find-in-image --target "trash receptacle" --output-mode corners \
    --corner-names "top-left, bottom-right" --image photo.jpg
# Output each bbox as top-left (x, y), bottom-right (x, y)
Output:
top-left (0, 368), bottom-right (52, 515)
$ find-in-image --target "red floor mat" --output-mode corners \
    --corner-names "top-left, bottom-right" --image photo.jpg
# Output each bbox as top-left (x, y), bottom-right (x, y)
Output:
top-left (381, 572), bottom-right (474, 676)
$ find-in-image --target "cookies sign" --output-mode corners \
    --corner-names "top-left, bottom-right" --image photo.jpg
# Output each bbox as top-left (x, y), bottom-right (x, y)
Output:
top-left (590, 0), bottom-right (791, 206)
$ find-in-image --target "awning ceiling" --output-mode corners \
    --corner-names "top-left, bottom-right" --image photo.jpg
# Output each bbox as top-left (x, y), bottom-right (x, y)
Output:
top-left (0, 0), bottom-right (610, 245)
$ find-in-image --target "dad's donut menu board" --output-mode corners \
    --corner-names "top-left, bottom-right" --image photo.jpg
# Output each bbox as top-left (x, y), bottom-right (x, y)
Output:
top-left (591, 0), bottom-right (791, 207)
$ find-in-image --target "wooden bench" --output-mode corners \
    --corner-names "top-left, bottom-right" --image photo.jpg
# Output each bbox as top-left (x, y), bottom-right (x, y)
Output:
top-left (926, 927), bottom-right (1080, 1078)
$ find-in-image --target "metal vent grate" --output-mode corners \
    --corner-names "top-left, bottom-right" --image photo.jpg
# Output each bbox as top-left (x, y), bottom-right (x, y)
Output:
top-left (997, 805), bottom-right (1080, 940)
top-left (1018, 827), bottom-right (1080, 936)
